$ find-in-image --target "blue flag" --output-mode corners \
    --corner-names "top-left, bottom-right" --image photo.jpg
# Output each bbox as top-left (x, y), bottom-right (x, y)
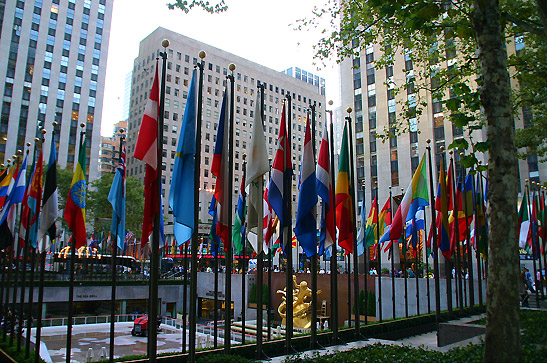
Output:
top-left (208, 195), bottom-right (221, 256)
top-left (169, 69), bottom-right (197, 246)
top-left (0, 155), bottom-right (28, 225)
top-left (108, 146), bottom-right (126, 250)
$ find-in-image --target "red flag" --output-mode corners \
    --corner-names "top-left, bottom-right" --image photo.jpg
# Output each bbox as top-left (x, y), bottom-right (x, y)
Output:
top-left (134, 63), bottom-right (160, 247)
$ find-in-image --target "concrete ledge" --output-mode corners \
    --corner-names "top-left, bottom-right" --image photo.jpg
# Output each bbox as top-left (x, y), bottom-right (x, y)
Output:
top-left (438, 322), bottom-right (485, 347)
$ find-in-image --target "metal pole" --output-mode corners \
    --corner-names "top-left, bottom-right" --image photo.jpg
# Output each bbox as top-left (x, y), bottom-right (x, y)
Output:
top-left (109, 130), bottom-right (125, 362)
top-left (362, 181), bottom-right (368, 325)
top-left (189, 51), bottom-right (206, 362)
top-left (526, 182), bottom-right (540, 307)
top-left (240, 158), bottom-right (247, 346)
top-left (224, 63), bottom-right (236, 353)
top-left (389, 187), bottom-right (395, 319)
top-left (310, 104), bottom-right (318, 347)
top-left (267, 158), bottom-right (273, 343)
top-left (345, 110), bottom-right (360, 337)
top-left (346, 255), bottom-right (351, 327)
top-left (375, 189), bottom-right (382, 322)
top-left (423, 211), bottom-right (431, 314)
top-left (148, 44), bottom-right (168, 361)
top-left (285, 94), bottom-right (293, 354)
top-left (426, 140), bottom-right (441, 328)
top-left (182, 240), bottom-right (188, 353)
top-left (327, 107), bottom-right (339, 341)
top-left (213, 243), bottom-right (218, 348)
top-left (256, 82), bottom-right (265, 358)
top-left (401, 188), bottom-right (408, 319)
top-left (460, 155), bottom-right (475, 308)
top-left (449, 155), bottom-right (464, 311)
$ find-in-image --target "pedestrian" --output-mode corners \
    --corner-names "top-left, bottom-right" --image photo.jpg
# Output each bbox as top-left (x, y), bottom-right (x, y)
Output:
top-left (520, 267), bottom-right (530, 307)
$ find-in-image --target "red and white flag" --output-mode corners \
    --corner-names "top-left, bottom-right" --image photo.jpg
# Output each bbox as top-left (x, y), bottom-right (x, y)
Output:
top-left (133, 63), bottom-right (160, 247)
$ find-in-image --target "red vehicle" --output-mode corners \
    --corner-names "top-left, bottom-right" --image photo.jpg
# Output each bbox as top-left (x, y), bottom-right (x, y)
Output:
top-left (131, 315), bottom-right (161, 337)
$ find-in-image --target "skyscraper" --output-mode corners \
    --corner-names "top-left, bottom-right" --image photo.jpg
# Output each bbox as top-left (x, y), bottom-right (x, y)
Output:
top-left (126, 27), bottom-right (327, 238)
top-left (0, 0), bottom-right (113, 181)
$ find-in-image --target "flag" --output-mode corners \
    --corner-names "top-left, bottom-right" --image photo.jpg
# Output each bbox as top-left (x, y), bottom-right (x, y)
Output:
top-left (262, 184), bottom-right (274, 253)
top-left (245, 92), bottom-right (269, 252)
top-left (316, 121), bottom-right (334, 256)
top-left (379, 197), bottom-right (393, 251)
top-left (64, 136), bottom-right (87, 249)
top-left (0, 165), bottom-right (15, 209)
top-left (208, 195), bottom-right (221, 256)
top-left (27, 149), bottom-right (44, 248)
top-left (0, 155), bottom-right (28, 225)
top-left (134, 63), bottom-right (160, 247)
top-left (38, 134), bottom-right (58, 244)
top-left (295, 113), bottom-right (318, 258)
top-left (19, 156), bottom-right (36, 249)
top-left (380, 154), bottom-right (428, 243)
top-left (233, 176), bottom-right (246, 255)
top-left (211, 90), bottom-right (231, 250)
top-left (335, 124), bottom-right (353, 254)
top-left (267, 103), bottom-right (292, 251)
top-left (169, 69), bottom-right (196, 246)
top-left (356, 198), bottom-right (367, 257)
top-left (519, 193), bottom-right (530, 249)
top-left (365, 196), bottom-right (378, 249)
top-left (108, 145), bottom-right (126, 251)
top-left (436, 159), bottom-right (451, 259)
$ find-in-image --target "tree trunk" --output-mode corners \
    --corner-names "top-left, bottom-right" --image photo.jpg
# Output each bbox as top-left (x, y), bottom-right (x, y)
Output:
top-left (473, 1), bottom-right (521, 362)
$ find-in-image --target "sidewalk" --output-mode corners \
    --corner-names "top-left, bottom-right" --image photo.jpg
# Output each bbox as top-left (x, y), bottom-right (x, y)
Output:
top-left (264, 313), bottom-right (486, 363)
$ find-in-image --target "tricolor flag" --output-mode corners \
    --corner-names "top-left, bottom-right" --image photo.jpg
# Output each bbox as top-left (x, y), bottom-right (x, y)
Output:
top-left (295, 113), bottom-right (318, 258)
top-left (0, 165), bottom-right (15, 209)
top-left (0, 155), bottom-right (28, 226)
top-left (108, 145), bottom-right (126, 250)
top-left (267, 103), bottom-right (292, 251)
top-left (38, 132), bottom-right (58, 245)
top-left (134, 63), bottom-right (160, 248)
top-left (380, 154), bottom-right (428, 243)
top-left (169, 69), bottom-right (196, 246)
top-left (211, 90), bottom-right (231, 250)
top-left (316, 121), bottom-right (334, 256)
top-left (64, 137), bottom-right (87, 248)
top-left (335, 124), bottom-right (353, 254)
top-left (245, 92), bottom-right (269, 253)
top-left (262, 184), bottom-right (274, 253)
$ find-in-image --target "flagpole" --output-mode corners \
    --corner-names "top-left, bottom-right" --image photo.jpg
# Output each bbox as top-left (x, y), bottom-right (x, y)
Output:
top-left (109, 128), bottom-right (125, 362)
top-left (26, 134), bottom-right (45, 357)
top-left (189, 50), bottom-right (206, 362)
top-left (309, 103), bottom-right (319, 347)
top-left (213, 235), bottom-right (218, 348)
top-left (345, 108), bottom-right (361, 337)
top-left (66, 124), bottom-right (85, 362)
top-left (224, 63), bottom-right (236, 354)
top-left (18, 145), bottom-right (32, 353)
top-left (414, 211), bottom-right (421, 316)
top-left (388, 186), bottom-right (396, 319)
top-left (399, 187), bottom-right (409, 318)
top-left (3, 155), bottom-right (16, 343)
top-left (147, 42), bottom-right (169, 362)
top-left (423, 209), bottom-right (430, 314)
top-left (532, 182), bottom-right (544, 299)
top-left (36, 121), bottom-right (56, 363)
top-left (526, 181), bottom-right (540, 306)
top-left (542, 186), bottom-right (547, 295)
top-left (326, 103), bottom-right (339, 342)
top-left (459, 152), bottom-right (475, 309)
top-left (0, 158), bottom-right (9, 341)
top-left (284, 93), bottom-right (294, 355)
top-left (425, 139), bottom-right (441, 328)
top-left (10, 149), bottom-right (23, 347)
top-left (240, 156), bottom-right (248, 346)
top-left (375, 188), bottom-right (382, 322)
top-left (255, 82), bottom-right (265, 358)
top-left (267, 157), bottom-right (273, 342)
top-left (362, 181), bottom-right (368, 325)
top-left (449, 153), bottom-right (464, 310)
top-left (440, 147), bottom-right (453, 316)
top-left (472, 172), bottom-right (483, 307)
top-left (182, 240), bottom-right (188, 353)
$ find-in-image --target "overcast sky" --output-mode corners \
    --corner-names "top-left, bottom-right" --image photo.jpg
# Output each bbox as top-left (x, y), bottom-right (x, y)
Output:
top-left (101, 0), bottom-right (340, 136)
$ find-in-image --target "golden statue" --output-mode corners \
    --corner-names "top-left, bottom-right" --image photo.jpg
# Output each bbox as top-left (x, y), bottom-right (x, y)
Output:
top-left (277, 275), bottom-right (321, 329)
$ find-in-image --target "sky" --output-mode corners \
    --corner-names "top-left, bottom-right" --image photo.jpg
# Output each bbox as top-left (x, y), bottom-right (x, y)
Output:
top-left (101, 0), bottom-right (341, 136)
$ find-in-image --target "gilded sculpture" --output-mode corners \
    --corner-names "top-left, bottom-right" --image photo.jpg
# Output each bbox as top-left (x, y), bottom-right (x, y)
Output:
top-left (277, 275), bottom-right (321, 329)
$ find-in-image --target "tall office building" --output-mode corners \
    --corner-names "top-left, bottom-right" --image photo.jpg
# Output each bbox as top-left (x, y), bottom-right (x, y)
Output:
top-left (126, 27), bottom-right (326, 238)
top-left (0, 0), bottom-right (113, 181)
top-left (340, 41), bottom-right (546, 214)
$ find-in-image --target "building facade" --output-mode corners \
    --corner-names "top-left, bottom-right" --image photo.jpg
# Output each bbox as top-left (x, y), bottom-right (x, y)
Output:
top-left (126, 27), bottom-right (327, 240)
top-left (0, 0), bottom-right (113, 181)
top-left (98, 120), bottom-right (126, 176)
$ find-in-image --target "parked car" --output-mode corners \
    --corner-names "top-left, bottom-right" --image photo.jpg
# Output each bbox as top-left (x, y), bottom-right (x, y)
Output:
top-left (131, 315), bottom-right (161, 337)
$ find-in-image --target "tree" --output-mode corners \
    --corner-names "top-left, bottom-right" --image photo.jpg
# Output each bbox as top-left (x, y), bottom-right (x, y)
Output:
top-left (167, 0), bottom-right (227, 13)
top-left (86, 173), bottom-right (145, 238)
top-left (296, 0), bottom-right (547, 361)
